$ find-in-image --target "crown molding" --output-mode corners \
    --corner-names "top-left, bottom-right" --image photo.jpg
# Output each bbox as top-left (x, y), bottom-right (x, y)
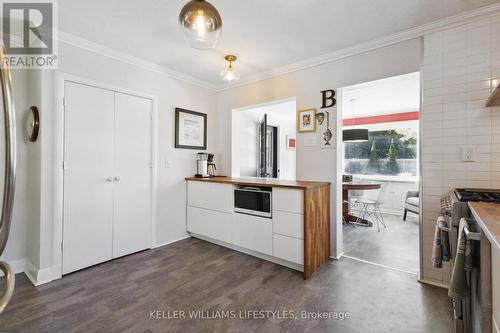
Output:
top-left (57, 31), bottom-right (218, 91)
top-left (218, 2), bottom-right (500, 91)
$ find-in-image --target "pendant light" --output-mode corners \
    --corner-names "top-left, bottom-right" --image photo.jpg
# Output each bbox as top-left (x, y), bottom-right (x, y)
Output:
top-left (343, 99), bottom-right (369, 142)
top-left (178, 0), bottom-right (222, 50)
top-left (220, 55), bottom-right (240, 82)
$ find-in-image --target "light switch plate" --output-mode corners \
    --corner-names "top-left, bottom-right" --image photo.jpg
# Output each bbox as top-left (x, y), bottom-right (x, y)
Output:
top-left (461, 146), bottom-right (475, 162)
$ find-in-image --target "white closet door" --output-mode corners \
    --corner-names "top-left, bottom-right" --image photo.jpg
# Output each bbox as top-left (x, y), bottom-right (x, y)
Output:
top-left (63, 82), bottom-right (115, 274)
top-left (113, 92), bottom-right (152, 257)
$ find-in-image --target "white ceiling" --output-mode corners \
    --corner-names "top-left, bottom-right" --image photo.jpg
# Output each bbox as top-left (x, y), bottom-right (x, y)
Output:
top-left (59, 0), bottom-right (500, 87)
top-left (342, 72), bottom-right (420, 118)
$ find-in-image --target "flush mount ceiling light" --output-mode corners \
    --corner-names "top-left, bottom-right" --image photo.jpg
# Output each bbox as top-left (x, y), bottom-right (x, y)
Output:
top-left (220, 55), bottom-right (240, 82)
top-left (343, 99), bottom-right (369, 142)
top-left (178, 0), bottom-right (222, 50)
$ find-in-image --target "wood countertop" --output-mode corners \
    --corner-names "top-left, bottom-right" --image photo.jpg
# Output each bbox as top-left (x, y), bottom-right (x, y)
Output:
top-left (469, 202), bottom-right (500, 254)
top-left (185, 176), bottom-right (330, 190)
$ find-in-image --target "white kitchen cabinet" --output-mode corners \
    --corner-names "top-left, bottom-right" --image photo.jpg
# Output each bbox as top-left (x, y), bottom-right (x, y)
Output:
top-left (187, 206), bottom-right (233, 244)
top-left (273, 210), bottom-right (303, 239)
top-left (63, 82), bottom-right (152, 274)
top-left (273, 188), bottom-right (303, 213)
top-left (188, 181), bottom-right (233, 213)
top-left (186, 179), bottom-right (330, 278)
top-left (233, 213), bottom-right (272, 255)
top-left (273, 234), bottom-right (303, 265)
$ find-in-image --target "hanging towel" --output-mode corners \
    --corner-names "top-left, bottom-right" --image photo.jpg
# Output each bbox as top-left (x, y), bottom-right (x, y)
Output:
top-left (431, 216), bottom-right (451, 268)
top-left (448, 218), bottom-right (474, 300)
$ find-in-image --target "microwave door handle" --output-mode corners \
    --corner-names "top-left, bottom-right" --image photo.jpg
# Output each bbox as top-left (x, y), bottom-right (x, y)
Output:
top-left (241, 187), bottom-right (261, 191)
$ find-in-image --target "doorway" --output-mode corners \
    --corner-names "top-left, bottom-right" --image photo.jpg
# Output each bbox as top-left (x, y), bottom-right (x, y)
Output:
top-left (231, 98), bottom-right (296, 180)
top-left (258, 113), bottom-right (279, 178)
top-left (337, 72), bottom-right (421, 274)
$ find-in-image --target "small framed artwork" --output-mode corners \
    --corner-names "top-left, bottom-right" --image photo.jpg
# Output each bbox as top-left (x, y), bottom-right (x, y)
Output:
top-left (175, 108), bottom-right (207, 150)
top-left (286, 135), bottom-right (296, 150)
top-left (297, 108), bottom-right (316, 133)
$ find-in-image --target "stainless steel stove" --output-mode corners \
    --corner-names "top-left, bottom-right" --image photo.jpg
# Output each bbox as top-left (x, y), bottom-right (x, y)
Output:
top-left (454, 188), bottom-right (500, 203)
top-left (446, 189), bottom-right (493, 333)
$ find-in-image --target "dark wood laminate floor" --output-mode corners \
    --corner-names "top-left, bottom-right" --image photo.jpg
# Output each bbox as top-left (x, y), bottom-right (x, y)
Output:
top-left (0, 237), bottom-right (452, 333)
top-left (343, 213), bottom-right (419, 273)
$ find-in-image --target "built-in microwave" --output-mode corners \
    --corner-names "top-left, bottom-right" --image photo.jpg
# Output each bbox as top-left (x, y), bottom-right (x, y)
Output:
top-left (234, 186), bottom-right (272, 218)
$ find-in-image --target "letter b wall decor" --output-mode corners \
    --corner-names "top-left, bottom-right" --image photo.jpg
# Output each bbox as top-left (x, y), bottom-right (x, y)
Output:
top-left (320, 89), bottom-right (336, 109)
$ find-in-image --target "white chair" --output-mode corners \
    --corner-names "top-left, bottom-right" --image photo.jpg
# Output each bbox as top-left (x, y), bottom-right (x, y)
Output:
top-left (355, 184), bottom-right (389, 232)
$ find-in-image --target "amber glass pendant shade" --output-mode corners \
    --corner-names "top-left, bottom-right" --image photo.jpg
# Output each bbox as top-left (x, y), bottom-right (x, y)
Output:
top-left (179, 0), bottom-right (222, 50)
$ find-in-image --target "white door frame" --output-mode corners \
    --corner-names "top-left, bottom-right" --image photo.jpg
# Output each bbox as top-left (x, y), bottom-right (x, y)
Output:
top-left (52, 72), bottom-right (159, 280)
top-left (334, 72), bottom-right (422, 278)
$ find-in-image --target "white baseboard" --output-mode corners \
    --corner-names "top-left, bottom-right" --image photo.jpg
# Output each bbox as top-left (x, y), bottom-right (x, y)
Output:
top-left (24, 260), bottom-right (52, 286)
top-left (0, 258), bottom-right (52, 286)
top-left (0, 258), bottom-right (26, 277)
top-left (493, 316), bottom-right (499, 333)
top-left (153, 235), bottom-right (191, 249)
top-left (330, 253), bottom-right (344, 260)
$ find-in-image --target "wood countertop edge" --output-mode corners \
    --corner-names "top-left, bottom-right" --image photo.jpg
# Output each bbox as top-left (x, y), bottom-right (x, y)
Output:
top-left (185, 176), bottom-right (330, 190)
top-left (468, 202), bottom-right (500, 255)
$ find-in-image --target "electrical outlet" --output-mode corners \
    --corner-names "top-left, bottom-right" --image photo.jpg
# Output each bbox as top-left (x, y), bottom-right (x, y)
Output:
top-left (165, 160), bottom-right (172, 168)
top-left (461, 146), bottom-right (475, 162)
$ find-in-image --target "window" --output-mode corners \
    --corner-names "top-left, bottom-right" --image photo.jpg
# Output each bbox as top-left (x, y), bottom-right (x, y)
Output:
top-left (344, 124), bottom-right (418, 178)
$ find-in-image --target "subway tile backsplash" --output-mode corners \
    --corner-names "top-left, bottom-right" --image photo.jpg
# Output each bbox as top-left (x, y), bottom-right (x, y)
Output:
top-left (422, 15), bottom-right (499, 285)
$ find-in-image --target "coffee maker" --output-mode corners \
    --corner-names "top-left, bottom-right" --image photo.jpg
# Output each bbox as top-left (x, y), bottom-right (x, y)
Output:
top-left (195, 153), bottom-right (210, 178)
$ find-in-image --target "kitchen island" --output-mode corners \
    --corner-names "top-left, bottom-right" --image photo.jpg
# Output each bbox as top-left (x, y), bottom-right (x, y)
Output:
top-left (185, 176), bottom-right (331, 279)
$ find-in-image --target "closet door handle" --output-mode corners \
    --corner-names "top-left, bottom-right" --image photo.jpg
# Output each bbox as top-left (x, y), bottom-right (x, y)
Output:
top-left (114, 176), bottom-right (120, 182)
top-left (106, 177), bottom-right (114, 182)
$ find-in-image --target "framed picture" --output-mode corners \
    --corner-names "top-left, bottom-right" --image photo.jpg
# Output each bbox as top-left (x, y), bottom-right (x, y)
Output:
top-left (175, 108), bottom-right (207, 150)
top-left (286, 135), bottom-right (296, 150)
top-left (297, 108), bottom-right (316, 132)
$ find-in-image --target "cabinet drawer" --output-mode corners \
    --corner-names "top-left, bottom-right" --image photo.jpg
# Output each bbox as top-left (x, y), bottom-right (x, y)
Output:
top-left (273, 210), bottom-right (303, 239)
top-left (273, 234), bottom-right (303, 265)
top-left (273, 188), bottom-right (304, 213)
top-left (187, 206), bottom-right (233, 243)
top-left (188, 181), bottom-right (233, 213)
top-left (233, 213), bottom-right (272, 255)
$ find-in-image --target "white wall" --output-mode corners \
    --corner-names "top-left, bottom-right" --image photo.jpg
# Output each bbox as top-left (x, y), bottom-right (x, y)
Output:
top-left (23, 41), bottom-right (218, 282)
top-left (421, 14), bottom-right (500, 286)
top-left (232, 100), bottom-right (296, 180)
top-left (236, 111), bottom-right (259, 177)
top-left (216, 39), bottom-right (422, 258)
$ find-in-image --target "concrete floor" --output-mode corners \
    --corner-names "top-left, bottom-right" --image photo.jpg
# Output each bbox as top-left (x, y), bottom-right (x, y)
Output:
top-left (343, 213), bottom-right (419, 273)
top-left (0, 237), bottom-right (452, 333)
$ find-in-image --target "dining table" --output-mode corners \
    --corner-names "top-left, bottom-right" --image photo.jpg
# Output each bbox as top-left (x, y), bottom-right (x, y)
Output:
top-left (342, 181), bottom-right (382, 227)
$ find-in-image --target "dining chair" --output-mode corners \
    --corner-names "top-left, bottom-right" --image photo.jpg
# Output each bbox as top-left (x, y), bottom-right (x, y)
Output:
top-left (355, 184), bottom-right (389, 232)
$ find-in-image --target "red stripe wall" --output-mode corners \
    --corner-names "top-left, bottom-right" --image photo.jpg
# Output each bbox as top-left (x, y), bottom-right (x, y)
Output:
top-left (343, 111), bottom-right (419, 126)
